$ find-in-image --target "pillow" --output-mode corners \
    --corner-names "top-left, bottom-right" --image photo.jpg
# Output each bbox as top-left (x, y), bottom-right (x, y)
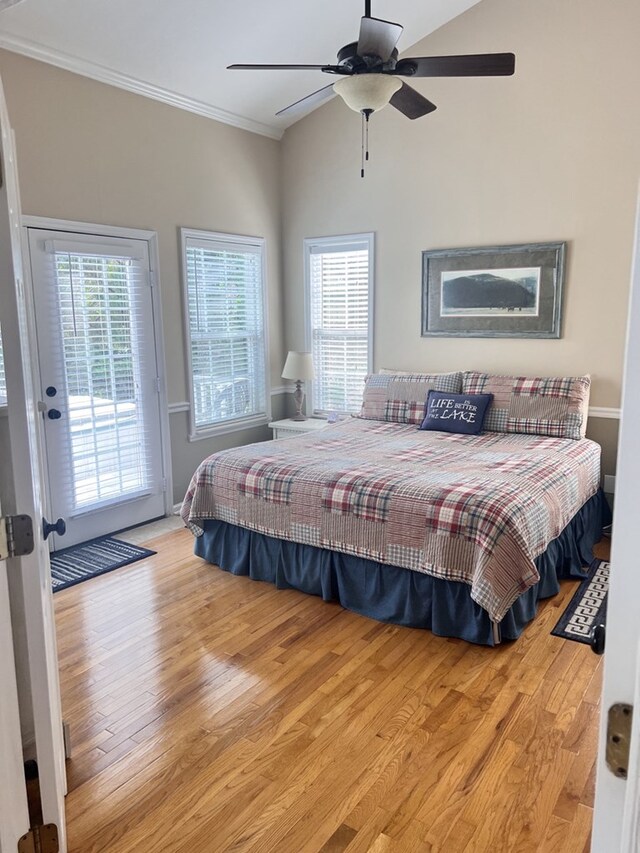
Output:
top-left (419, 391), bottom-right (494, 435)
top-left (462, 372), bottom-right (591, 440)
top-left (358, 372), bottom-right (463, 425)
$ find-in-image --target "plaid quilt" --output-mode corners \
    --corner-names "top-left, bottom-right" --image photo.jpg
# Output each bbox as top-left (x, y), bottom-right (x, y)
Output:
top-left (181, 418), bottom-right (601, 623)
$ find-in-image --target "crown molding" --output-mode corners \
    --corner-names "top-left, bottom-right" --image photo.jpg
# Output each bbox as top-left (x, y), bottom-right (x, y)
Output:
top-left (0, 34), bottom-right (283, 141)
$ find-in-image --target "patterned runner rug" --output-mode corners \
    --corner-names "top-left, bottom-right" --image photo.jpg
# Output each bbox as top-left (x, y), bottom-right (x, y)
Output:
top-left (50, 537), bottom-right (156, 592)
top-left (551, 559), bottom-right (609, 644)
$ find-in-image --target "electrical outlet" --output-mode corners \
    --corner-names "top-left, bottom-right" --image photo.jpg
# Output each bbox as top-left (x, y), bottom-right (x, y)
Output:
top-left (604, 474), bottom-right (616, 494)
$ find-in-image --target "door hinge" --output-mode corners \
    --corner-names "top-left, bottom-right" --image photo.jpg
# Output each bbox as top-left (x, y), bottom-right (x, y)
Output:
top-left (148, 269), bottom-right (155, 288)
top-left (0, 514), bottom-right (34, 560)
top-left (606, 703), bottom-right (633, 779)
top-left (63, 720), bottom-right (72, 760)
top-left (18, 824), bottom-right (59, 853)
top-left (162, 477), bottom-right (167, 493)
top-left (155, 377), bottom-right (162, 393)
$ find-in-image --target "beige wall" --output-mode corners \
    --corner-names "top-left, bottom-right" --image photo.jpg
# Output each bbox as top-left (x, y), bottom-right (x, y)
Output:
top-left (0, 49), bottom-right (286, 501)
top-left (1, 0), bottom-right (636, 492)
top-left (281, 0), bottom-right (639, 475)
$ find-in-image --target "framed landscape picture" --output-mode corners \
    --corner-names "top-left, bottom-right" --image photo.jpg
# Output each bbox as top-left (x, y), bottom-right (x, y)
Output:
top-left (421, 242), bottom-right (566, 338)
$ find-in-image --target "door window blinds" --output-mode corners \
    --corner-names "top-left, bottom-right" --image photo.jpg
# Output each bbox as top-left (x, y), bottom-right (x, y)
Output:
top-left (307, 237), bottom-right (373, 415)
top-left (183, 232), bottom-right (267, 434)
top-left (52, 248), bottom-right (155, 513)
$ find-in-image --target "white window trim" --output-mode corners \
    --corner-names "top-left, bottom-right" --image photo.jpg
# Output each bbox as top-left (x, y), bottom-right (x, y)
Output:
top-left (303, 232), bottom-right (375, 416)
top-left (0, 326), bottom-right (6, 407)
top-left (180, 227), bottom-right (271, 441)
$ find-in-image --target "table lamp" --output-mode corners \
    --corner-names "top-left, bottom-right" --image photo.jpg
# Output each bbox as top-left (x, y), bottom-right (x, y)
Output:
top-left (281, 351), bottom-right (315, 421)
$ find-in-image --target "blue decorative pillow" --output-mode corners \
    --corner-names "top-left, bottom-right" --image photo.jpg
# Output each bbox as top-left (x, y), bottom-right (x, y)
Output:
top-left (419, 391), bottom-right (494, 435)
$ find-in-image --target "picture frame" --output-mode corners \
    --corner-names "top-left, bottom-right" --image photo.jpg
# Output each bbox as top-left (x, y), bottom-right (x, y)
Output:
top-left (421, 242), bottom-right (566, 338)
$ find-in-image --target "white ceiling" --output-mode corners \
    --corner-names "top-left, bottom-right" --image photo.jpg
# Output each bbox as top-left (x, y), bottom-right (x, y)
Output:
top-left (0, 0), bottom-right (481, 139)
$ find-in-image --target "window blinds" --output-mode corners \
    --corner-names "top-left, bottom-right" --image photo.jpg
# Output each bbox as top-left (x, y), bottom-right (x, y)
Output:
top-left (184, 234), bottom-right (267, 432)
top-left (308, 239), bottom-right (372, 414)
top-left (52, 249), bottom-right (155, 513)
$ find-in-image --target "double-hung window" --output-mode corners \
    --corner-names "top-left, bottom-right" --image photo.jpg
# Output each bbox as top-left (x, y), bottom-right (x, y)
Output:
top-left (181, 229), bottom-right (269, 438)
top-left (304, 233), bottom-right (374, 415)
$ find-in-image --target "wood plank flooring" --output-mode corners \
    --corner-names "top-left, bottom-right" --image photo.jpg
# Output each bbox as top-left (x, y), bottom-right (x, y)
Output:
top-left (54, 529), bottom-right (609, 852)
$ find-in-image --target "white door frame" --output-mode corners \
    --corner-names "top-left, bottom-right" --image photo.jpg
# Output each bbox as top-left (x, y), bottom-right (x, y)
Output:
top-left (22, 215), bottom-right (174, 524)
top-left (592, 185), bottom-right (640, 851)
top-left (0, 550), bottom-right (31, 852)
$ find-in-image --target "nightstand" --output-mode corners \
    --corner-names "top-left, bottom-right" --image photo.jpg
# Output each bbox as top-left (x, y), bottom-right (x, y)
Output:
top-left (268, 418), bottom-right (329, 439)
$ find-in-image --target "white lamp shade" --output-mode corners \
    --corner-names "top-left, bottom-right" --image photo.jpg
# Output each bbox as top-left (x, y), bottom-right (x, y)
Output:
top-left (282, 351), bottom-right (314, 381)
top-left (333, 74), bottom-right (402, 113)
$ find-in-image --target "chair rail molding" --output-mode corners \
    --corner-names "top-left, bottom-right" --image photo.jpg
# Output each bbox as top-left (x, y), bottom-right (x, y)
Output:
top-left (588, 407), bottom-right (621, 420)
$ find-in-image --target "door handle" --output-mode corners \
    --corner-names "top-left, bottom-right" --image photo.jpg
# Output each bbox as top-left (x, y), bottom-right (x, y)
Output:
top-left (47, 408), bottom-right (62, 420)
top-left (591, 623), bottom-right (606, 655)
top-left (43, 518), bottom-right (66, 540)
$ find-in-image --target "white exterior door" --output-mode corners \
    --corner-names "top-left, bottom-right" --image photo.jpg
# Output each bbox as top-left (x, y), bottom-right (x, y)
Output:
top-left (0, 77), bottom-right (67, 848)
top-left (591, 189), bottom-right (640, 852)
top-left (27, 228), bottom-right (167, 548)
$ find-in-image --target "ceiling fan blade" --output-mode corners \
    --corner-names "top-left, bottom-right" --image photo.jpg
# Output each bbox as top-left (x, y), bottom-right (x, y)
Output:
top-left (276, 83), bottom-right (336, 118)
top-left (228, 64), bottom-right (336, 71)
top-left (357, 16), bottom-right (403, 62)
top-left (396, 52), bottom-right (515, 77)
top-left (389, 82), bottom-right (437, 120)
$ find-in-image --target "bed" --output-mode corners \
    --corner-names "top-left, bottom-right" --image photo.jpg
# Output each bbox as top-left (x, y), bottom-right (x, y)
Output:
top-left (181, 388), bottom-right (608, 646)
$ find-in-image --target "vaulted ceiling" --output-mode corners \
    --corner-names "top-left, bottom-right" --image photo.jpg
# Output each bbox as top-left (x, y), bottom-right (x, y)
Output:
top-left (0, 0), bottom-right (481, 138)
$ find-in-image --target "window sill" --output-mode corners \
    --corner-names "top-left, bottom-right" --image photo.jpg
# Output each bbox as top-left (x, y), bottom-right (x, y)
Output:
top-left (188, 414), bottom-right (270, 442)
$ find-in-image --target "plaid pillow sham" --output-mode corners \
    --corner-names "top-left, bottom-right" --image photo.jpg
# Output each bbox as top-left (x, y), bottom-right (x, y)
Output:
top-left (462, 372), bottom-right (591, 440)
top-left (358, 372), bottom-right (463, 425)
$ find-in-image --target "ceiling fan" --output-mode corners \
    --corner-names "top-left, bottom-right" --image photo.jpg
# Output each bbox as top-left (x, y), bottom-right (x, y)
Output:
top-left (228, 0), bottom-right (515, 135)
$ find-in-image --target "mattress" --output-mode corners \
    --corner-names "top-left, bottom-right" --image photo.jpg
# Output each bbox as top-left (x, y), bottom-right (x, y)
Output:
top-left (181, 418), bottom-right (601, 622)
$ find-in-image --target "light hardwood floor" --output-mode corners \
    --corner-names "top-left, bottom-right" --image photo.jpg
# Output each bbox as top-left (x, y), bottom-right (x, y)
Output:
top-left (55, 529), bottom-right (609, 852)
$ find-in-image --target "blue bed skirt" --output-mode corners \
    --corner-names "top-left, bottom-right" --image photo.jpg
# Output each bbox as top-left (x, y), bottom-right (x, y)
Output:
top-left (194, 489), bottom-right (610, 646)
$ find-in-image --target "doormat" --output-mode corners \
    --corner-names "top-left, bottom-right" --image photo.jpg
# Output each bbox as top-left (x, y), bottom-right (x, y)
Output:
top-left (50, 537), bottom-right (156, 592)
top-left (551, 559), bottom-right (609, 645)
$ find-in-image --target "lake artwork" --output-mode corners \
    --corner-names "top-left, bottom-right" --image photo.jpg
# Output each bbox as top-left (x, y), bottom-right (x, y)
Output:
top-left (440, 267), bottom-right (541, 317)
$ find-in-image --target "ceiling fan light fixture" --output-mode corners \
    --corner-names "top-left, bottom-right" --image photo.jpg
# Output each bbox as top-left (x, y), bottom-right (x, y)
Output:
top-left (333, 74), bottom-right (402, 113)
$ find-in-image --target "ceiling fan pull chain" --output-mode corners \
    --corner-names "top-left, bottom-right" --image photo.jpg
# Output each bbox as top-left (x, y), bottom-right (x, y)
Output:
top-left (360, 109), bottom-right (372, 177)
top-left (365, 110), bottom-right (370, 164)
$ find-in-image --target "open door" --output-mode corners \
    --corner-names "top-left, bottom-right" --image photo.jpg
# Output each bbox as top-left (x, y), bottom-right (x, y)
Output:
top-left (591, 188), bottom-right (640, 851)
top-left (0, 75), bottom-right (67, 849)
top-left (0, 538), bottom-right (31, 852)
